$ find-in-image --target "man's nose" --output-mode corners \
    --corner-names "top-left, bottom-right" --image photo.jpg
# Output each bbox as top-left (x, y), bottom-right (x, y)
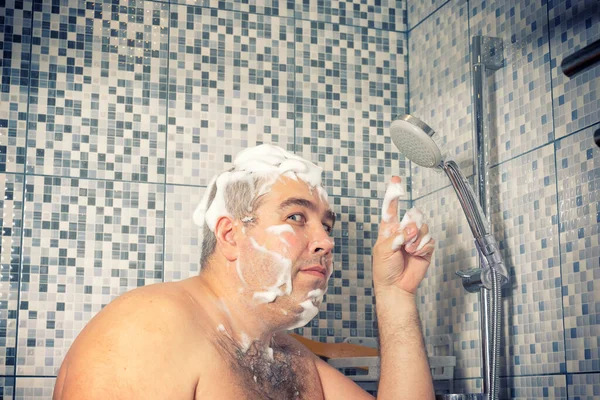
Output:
top-left (309, 226), bottom-right (335, 255)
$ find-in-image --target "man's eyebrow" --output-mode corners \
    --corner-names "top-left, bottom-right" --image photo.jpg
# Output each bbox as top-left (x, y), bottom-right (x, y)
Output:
top-left (279, 198), bottom-right (336, 225)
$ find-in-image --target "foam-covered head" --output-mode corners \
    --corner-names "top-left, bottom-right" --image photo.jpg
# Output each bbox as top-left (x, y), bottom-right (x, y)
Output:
top-left (193, 144), bottom-right (327, 267)
top-left (390, 115), bottom-right (443, 168)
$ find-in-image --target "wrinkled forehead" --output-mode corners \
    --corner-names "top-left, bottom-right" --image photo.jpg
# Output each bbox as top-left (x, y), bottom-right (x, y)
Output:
top-left (260, 175), bottom-right (332, 211)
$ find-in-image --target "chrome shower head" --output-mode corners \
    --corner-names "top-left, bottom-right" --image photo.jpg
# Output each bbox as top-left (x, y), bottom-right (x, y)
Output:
top-left (390, 114), bottom-right (443, 168)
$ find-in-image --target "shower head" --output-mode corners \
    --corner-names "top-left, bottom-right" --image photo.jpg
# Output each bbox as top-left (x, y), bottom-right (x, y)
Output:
top-left (390, 114), bottom-right (443, 168)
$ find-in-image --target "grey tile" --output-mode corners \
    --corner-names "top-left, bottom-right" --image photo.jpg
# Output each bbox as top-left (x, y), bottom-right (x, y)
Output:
top-left (167, 6), bottom-right (296, 185)
top-left (557, 126), bottom-right (600, 373)
top-left (15, 377), bottom-right (56, 400)
top-left (500, 374), bottom-right (567, 399)
top-left (549, 0), bottom-right (600, 138)
top-left (407, 0), bottom-right (448, 30)
top-left (408, 0), bottom-right (474, 198)
top-left (0, 0), bottom-right (32, 174)
top-left (490, 144), bottom-right (565, 376)
top-left (568, 373), bottom-right (600, 400)
top-left (470, 0), bottom-right (554, 165)
top-left (294, 20), bottom-right (408, 199)
top-left (17, 176), bottom-right (164, 375)
top-left (26, 0), bottom-right (168, 181)
top-left (0, 173), bottom-right (23, 375)
top-left (170, 0), bottom-right (292, 17)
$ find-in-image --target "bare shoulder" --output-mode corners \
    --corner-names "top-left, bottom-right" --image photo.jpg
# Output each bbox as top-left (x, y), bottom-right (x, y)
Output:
top-left (54, 282), bottom-right (210, 400)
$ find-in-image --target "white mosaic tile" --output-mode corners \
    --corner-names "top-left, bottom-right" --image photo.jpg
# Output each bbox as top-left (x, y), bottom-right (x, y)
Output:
top-left (414, 184), bottom-right (481, 379)
top-left (408, 0), bottom-right (474, 198)
top-left (0, 0), bottom-right (32, 174)
top-left (549, 0), bottom-right (600, 138)
top-left (568, 373), bottom-right (600, 400)
top-left (557, 125), bottom-right (600, 373)
top-left (15, 377), bottom-right (56, 400)
top-left (293, 0), bottom-right (406, 31)
top-left (490, 144), bottom-right (565, 376)
top-left (26, 0), bottom-right (168, 182)
top-left (470, 0), bottom-right (554, 165)
top-left (167, 7), bottom-right (296, 186)
top-left (294, 20), bottom-right (408, 199)
top-left (164, 184), bottom-right (206, 282)
top-left (0, 173), bottom-right (23, 375)
top-left (17, 176), bottom-right (164, 375)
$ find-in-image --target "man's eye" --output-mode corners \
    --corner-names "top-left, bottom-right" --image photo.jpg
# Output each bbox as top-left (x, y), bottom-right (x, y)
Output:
top-left (288, 214), bottom-right (305, 223)
top-left (323, 224), bottom-right (333, 234)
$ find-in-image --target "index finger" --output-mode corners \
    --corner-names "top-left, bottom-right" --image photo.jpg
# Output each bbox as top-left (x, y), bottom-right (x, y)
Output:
top-left (381, 176), bottom-right (404, 224)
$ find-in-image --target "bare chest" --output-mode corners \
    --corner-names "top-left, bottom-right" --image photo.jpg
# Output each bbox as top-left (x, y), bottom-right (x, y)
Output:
top-left (194, 345), bottom-right (324, 400)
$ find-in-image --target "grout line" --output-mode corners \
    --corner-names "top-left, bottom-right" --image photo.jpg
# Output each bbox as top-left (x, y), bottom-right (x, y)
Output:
top-left (161, 1), bottom-right (171, 285)
top-left (407, 0), bottom-right (451, 33)
top-left (545, 0), bottom-right (570, 387)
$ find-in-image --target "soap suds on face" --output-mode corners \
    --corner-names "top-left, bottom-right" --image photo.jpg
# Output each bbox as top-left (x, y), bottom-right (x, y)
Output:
top-left (242, 216), bottom-right (255, 223)
top-left (249, 237), bottom-right (293, 304)
top-left (266, 224), bottom-right (295, 235)
top-left (286, 289), bottom-right (324, 330)
top-left (381, 182), bottom-right (404, 222)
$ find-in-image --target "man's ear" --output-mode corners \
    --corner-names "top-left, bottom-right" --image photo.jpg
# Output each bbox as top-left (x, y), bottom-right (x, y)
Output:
top-left (214, 216), bottom-right (238, 262)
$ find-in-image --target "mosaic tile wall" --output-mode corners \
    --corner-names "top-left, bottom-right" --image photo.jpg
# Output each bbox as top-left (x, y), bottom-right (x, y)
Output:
top-left (409, 0), bottom-right (600, 397)
top-left (0, 0), bottom-right (410, 393)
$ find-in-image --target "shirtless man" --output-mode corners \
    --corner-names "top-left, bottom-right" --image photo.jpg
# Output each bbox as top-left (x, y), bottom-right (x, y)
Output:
top-left (53, 144), bottom-right (436, 399)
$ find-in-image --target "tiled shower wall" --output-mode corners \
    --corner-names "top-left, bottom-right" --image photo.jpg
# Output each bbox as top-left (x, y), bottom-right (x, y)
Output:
top-left (0, 0), bottom-right (409, 396)
top-left (410, 0), bottom-right (599, 398)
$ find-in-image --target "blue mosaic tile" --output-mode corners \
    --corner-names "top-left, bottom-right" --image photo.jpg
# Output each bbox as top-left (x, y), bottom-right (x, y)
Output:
top-left (0, 376), bottom-right (15, 398)
top-left (170, 0), bottom-right (292, 18)
top-left (414, 185), bottom-right (481, 379)
top-left (490, 144), bottom-right (565, 376)
top-left (26, 0), bottom-right (168, 182)
top-left (15, 377), bottom-right (56, 399)
top-left (408, 0), bottom-right (474, 198)
top-left (568, 373), bottom-right (600, 400)
top-left (167, 6), bottom-right (296, 186)
top-left (164, 184), bottom-right (206, 282)
top-left (549, 0), bottom-right (600, 138)
top-left (17, 176), bottom-right (164, 375)
top-left (500, 374), bottom-right (567, 399)
top-left (407, 0), bottom-right (448, 30)
top-left (294, 20), bottom-right (408, 199)
top-left (0, 0), bottom-right (32, 174)
top-left (0, 173), bottom-right (23, 375)
top-left (293, 0), bottom-right (406, 31)
top-left (470, 0), bottom-right (554, 165)
top-left (557, 126), bottom-right (600, 373)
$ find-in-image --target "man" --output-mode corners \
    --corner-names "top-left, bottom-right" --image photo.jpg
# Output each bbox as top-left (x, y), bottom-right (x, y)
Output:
top-left (53, 144), bottom-right (436, 399)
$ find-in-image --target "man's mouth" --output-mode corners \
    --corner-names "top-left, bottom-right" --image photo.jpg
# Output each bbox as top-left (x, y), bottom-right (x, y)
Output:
top-left (299, 265), bottom-right (328, 279)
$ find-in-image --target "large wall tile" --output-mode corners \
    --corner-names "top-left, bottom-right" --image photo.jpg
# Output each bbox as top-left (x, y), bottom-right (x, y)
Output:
top-left (164, 184), bottom-right (206, 282)
top-left (293, 0), bottom-right (405, 31)
top-left (294, 20), bottom-right (407, 199)
top-left (408, 0), bottom-right (473, 198)
top-left (26, 0), bottom-right (168, 182)
top-left (568, 373), bottom-right (600, 400)
top-left (0, 173), bottom-right (24, 375)
top-left (17, 177), bottom-right (164, 375)
top-left (167, 7), bottom-right (296, 186)
top-left (557, 125), bottom-right (600, 373)
top-left (500, 374), bottom-right (567, 399)
top-left (490, 144), bottom-right (565, 376)
top-left (15, 377), bottom-right (56, 399)
top-left (470, 0), bottom-right (554, 165)
top-left (549, 0), bottom-right (600, 138)
top-left (0, 0), bottom-right (32, 174)
top-left (414, 185), bottom-right (481, 379)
